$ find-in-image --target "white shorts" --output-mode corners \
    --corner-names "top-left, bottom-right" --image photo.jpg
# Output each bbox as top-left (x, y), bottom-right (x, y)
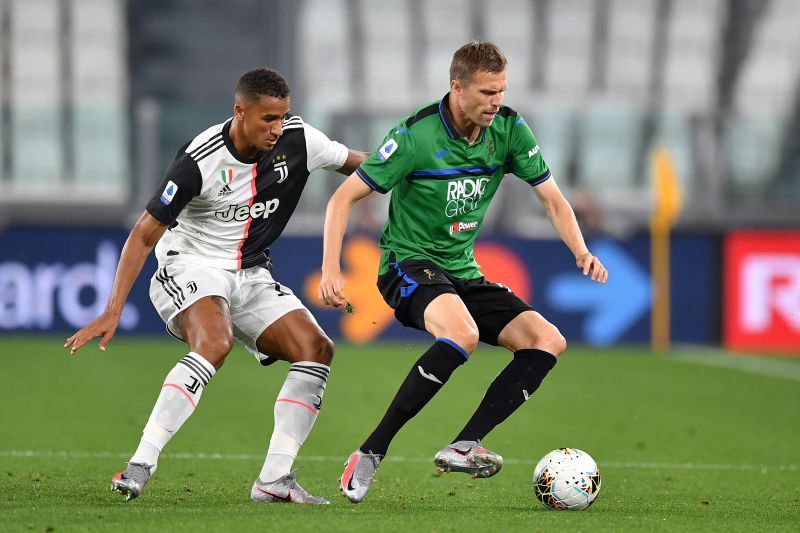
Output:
top-left (149, 262), bottom-right (309, 364)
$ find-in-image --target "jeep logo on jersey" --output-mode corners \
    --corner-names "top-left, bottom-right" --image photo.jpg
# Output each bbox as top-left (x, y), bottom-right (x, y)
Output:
top-left (444, 177), bottom-right (490, 218)
top-left (214, 200), bottom-right (280, 222)
top-left (449, 221), bottom-right (479, 235)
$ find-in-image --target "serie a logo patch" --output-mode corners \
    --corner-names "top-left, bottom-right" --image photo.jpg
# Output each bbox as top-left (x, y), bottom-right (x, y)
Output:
top-left (377, 139), bottom-right (398, 162)
top-left (160, 180), bottom-right (178, 205)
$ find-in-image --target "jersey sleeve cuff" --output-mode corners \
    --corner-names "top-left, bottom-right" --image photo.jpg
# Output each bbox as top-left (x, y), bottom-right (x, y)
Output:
top-left (527, 169), bottom-right (552, 187)
top-left (146, 205), bottom-right (175, 225)
top-left (355, 167), bottom-right (388, 194)
top-left (322, 140), bottom-right (350, 171)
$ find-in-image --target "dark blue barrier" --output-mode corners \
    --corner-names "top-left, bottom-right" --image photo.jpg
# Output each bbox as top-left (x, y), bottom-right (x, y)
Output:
top-left (0, 227), bottom-right (718, 345)
top-left (0, 226), bottom-right (162, 335)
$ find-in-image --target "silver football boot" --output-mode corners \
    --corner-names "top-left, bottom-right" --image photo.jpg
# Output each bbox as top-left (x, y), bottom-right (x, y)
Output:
top-left (339, 450), bottom-right (383, 503)
top-left (251, 471), bottom-right (330, 505)
top-left (111, 462), bottom-right (153, 501)
top-left (434, 440), bottom-right (503, 478)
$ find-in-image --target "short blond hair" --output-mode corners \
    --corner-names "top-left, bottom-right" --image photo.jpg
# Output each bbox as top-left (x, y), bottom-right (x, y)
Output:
top-left (449, 41), bottom-right (507, 84)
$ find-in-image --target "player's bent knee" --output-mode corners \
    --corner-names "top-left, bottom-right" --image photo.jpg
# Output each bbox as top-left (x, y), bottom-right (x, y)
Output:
top-left (448, 327), bottom-right (479, 355)
top-left (516, 323), bottom-right (566, 356)
top-left (295, 334), bottom-right (334, 365)
top-left (313, 335), bottom-right (335, 365)
top-left (191, 337), bottom-right (234, 369)
top-left (541, 328), bottom-right (567, 357)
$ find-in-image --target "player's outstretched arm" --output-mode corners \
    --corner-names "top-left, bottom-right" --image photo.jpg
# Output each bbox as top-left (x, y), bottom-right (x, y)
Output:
top-left (533, 179), bottom-right (608, 284)
top-left (64, 211), bottom-right (169, 354)
top-left (319, 174), bottom-right (373, 307)
top-left (336, 149), bottom-right (371, 175)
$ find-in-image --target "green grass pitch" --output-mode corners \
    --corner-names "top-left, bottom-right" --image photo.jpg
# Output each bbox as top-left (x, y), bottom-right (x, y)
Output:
top-left (1, 337), bottom-right (798, 532)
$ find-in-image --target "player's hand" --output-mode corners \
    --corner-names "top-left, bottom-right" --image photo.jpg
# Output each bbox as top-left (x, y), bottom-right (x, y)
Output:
top-left (318, 269), bottom-right (348, 308)
top-left (64, 311), bottom-right (120, 355)
top-left (576, 252), bottom-right (608, 284)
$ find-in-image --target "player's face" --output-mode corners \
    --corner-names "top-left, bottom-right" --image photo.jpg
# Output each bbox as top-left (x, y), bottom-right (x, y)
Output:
top-left (452, 70), bottom-right (508, 128)
top-left (236, 95), bottom-right (291, 152)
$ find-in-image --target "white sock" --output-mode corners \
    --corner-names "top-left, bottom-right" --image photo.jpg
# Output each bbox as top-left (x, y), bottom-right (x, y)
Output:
top-left (259, 361), bottom-right (329, 482)
top-left (129, 352), bottom-right (216, 471)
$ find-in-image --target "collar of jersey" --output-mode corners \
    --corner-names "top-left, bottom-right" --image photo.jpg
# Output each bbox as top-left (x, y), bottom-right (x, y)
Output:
top-left (222, 118), bottom-right (267, 165)
top-left (438, 93), bottom-right (487, 145)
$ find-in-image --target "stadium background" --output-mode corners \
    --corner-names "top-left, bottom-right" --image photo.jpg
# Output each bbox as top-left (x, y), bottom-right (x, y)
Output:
top-left (1, 0), bottom-right (798, 351)
top-left (1, 2), bottom-right (799, 531)
top-left (0, 0), bottom-right (800, 533)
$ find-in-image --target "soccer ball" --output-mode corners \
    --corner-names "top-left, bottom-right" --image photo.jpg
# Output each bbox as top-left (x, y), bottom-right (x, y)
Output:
top-left (532, 448), bottom-right (601, 510)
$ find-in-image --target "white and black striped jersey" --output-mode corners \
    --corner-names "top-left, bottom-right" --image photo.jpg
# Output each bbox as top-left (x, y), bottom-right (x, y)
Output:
top-left (146, 115), bottom-right (348, 270)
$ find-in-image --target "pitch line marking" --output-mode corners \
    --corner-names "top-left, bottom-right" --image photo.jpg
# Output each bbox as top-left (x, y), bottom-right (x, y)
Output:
top-left (0, 450), bottom-right (796, 473)
top-left (670, 348), bottom-right (800, 382)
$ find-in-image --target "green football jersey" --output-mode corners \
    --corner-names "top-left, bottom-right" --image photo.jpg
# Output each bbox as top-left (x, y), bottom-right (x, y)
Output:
top-left (356, 93), bottom-right (551, 279)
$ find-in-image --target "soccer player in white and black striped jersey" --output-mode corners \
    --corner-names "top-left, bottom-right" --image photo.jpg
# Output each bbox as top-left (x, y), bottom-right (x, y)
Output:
top-left (65, 68), bottom-right (369, 504)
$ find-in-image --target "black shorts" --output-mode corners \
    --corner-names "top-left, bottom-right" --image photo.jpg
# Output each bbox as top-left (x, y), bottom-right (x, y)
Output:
top-left (377, 257), bottom-right (534, 346)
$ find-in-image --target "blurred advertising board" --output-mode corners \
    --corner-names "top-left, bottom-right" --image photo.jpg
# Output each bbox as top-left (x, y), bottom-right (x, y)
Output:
top-left (723, 231), bottom-right (800, 354)
top-left (0, 227), bottom-right (162, 335)
top-left (0, 227), bottom-right (718, 346)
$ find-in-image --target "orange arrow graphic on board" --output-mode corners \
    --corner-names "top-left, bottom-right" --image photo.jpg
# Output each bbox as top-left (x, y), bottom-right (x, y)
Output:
top-left (304, 236), bottom-right (395, 344)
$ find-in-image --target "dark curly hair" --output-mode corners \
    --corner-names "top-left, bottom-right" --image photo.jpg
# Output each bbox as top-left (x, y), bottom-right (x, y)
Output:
top-left (235, 68), bottom-right (291, 101)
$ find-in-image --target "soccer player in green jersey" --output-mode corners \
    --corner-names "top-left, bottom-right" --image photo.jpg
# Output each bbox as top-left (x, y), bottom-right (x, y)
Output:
top-left (319, 41), bottom-right (608, 503)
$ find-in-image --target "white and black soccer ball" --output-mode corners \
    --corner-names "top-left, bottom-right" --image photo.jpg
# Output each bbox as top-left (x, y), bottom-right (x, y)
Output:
top-left (532, 448), bottom-right (602, 510)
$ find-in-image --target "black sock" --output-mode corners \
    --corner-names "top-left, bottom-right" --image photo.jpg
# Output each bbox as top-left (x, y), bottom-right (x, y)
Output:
top-left (360, 339), bottom-right (468, 456)
top-left (454, 349), bottom-right (557, 442)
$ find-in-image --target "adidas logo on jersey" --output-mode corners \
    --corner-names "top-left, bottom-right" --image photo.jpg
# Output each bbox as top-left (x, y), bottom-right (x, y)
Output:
top-left (215, 199), bottom-right (280, 222)
top-left (217, 184), bottom-right (232, 197)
